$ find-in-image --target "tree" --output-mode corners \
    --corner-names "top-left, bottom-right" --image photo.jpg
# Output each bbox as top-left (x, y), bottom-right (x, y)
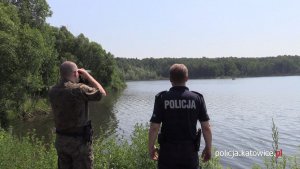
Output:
top-left (12, 0), bottom-right (52, 28)
top-left (116, 56), bottom-right (300, 81)
top-left (0, 1), bottom-right (125, 126)
top-left (0, 2), bottom-right (21, 126)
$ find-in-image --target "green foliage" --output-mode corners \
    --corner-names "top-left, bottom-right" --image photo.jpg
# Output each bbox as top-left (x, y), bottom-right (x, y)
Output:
top-left (116, 56), bottom-right (300, 80)
top-left (255, 119), bottom-right (300, 169)
top-left (94, 124), bottom-right (157, 169)
top-left (19, 98), bottom-right (50, 119)
top-left (200, 148), bottom-right (224, 169)
top-left (0, 2), bottom-right (22, 127)
top-left (0, 1), bottom-right (125, 125)
top-left (262, 118), bottom-right (288, 169)
top-left (12, 0), bottom-right (52, 28)
top-left (0, 124), bottom-right (157, 169)
top-left (287, 155), bottom-right (300, 169)
top-left (52, 27), bottom-right (125, 90)
top-left (0, 2), bottom-right (58, 123)
top-left (0, 128), bottom-right (57, 169)
top-left (0, 123), bottom-right (299, 169)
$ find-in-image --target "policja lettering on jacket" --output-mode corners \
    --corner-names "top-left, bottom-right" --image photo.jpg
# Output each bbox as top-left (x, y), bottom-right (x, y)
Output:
top-left (164, 99), bottom-right (196, 109)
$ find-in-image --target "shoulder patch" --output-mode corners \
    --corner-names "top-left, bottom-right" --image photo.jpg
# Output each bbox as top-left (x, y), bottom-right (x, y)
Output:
top-left (191, 91), bottom-right (203, 97)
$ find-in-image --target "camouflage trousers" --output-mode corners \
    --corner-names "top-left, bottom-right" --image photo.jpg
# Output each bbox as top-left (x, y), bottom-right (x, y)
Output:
top-left (55, 135), bottom-right (94, 169)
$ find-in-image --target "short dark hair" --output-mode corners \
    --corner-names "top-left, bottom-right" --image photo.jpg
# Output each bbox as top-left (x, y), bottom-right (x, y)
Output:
top-left (60, 61), bottom-right (77, 78)
top-left (169, 64), bottom-right (188, 83)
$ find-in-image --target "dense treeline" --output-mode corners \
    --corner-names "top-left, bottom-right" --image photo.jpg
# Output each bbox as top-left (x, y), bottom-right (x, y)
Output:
top-left (116, 56), bottom-right (300, 80)
top-left (0, 0), bottom-right (125, 127)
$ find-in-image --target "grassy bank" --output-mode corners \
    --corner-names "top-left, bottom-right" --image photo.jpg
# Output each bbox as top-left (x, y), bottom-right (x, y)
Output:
top-left (0, 123), bottom-right (299, 169)
top-left (0, 128), bottom-right (57, 169)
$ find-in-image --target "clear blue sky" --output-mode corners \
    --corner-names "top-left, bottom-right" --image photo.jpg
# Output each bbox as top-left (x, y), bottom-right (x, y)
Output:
top-left (47, 0), bottom-right (300, 58)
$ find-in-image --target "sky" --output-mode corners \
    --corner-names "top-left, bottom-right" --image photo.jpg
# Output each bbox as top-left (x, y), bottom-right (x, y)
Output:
top-left (47, 0), bottom-right (300, 58)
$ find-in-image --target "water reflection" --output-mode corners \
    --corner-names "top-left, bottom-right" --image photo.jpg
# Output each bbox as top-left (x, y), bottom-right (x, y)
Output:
top-left (89, 91), bottom-right (122, 138)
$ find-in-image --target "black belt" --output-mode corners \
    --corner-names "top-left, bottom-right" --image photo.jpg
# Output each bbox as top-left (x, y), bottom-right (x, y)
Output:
top-left (56, 129), bottom-right (84, 138)
top-left (163, 140), bottom-right (194, 145)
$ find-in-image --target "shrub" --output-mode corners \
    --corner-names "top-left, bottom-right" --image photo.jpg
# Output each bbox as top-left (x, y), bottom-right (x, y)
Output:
top-left (0, 128), bottom-right (57, 169)
top-left (0, 121), bottom-right (299, 169)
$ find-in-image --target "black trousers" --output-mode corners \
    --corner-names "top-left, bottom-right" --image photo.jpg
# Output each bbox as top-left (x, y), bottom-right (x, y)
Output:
top-left (158, 142), bottom-right (200, 169)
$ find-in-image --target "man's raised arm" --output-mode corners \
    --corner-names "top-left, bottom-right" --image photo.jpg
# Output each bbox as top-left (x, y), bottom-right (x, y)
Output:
top-left (78, 68), bottom-right (107, 96)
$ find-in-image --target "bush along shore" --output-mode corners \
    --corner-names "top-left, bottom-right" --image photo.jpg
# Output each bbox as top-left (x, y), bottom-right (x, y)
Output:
top-left (0, 120), bottom-right (299, 169)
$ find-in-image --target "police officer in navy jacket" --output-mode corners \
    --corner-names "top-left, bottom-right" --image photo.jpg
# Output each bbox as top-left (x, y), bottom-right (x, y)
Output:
top-left (148, 64), bottom-right (212, 169)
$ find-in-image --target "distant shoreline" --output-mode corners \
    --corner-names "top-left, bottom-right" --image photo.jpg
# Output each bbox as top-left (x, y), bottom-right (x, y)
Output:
top-left (125, 74), bottom-right (300, 82)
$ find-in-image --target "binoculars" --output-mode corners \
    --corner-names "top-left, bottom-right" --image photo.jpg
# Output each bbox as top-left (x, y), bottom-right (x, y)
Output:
top-left (79, 70), bottom-right (91, 84)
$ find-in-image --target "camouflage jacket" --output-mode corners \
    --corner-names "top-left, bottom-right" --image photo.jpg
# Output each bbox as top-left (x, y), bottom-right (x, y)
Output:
top-left (49, 80), bottom-right (102, 133)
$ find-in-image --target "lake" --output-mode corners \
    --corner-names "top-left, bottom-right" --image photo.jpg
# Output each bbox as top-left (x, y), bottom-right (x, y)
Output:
top-left (11, 76), bottom-right (300, 168)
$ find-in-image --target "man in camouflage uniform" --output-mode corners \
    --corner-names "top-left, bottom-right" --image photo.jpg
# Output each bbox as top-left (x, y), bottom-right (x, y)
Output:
top-left (49, 61), bottom-right (106, 169)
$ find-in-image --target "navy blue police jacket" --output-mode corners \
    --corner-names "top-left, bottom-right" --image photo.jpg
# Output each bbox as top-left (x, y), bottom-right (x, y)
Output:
top-left (150, 86), bottom-right (210, 142)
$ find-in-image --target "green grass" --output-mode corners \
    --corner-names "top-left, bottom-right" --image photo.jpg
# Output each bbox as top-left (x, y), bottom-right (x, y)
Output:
top-left (0, 122), bottom-right (299, 169)
top-left (251, 119), bottom-right (300, 169)
top-left (0, 128), bottom-right (57, 169)
top-left (20, 98), bottom-right (50, 119)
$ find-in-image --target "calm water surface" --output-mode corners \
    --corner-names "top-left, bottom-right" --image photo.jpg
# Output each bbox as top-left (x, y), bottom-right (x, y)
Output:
top-left (11, 76), bottom-right (300, 168)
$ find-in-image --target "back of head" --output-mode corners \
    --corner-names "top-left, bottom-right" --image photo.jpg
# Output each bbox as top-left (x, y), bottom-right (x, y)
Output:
top-left (60, 61), bottom-right (78, 79)
top-left (169, 64), bottom-right (188, 84)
